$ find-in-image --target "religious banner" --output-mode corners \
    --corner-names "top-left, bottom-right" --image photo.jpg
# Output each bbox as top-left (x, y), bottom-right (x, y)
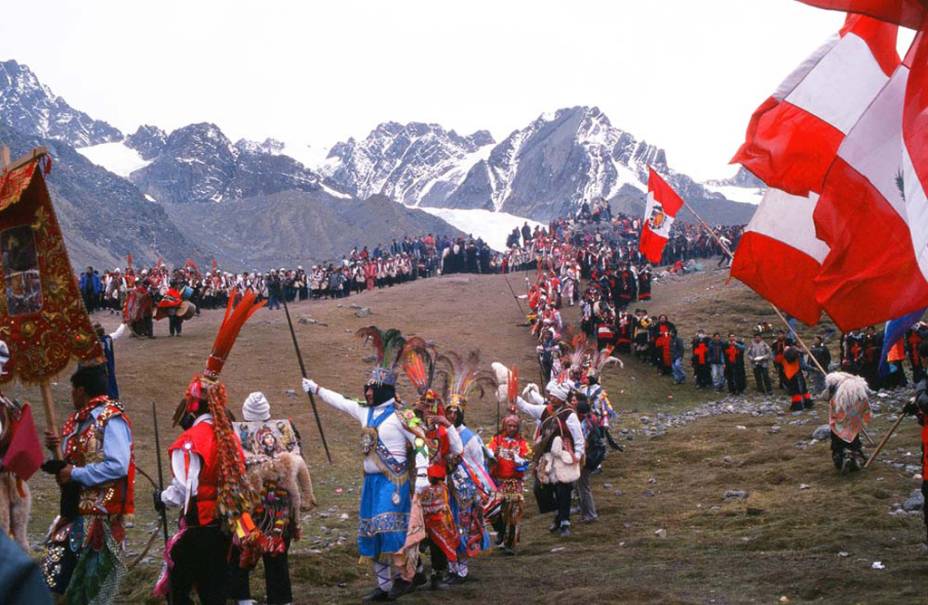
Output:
top-left (0, 149), bottom-right (103, 383)
top-left (233, 419), bottom-right (303, 459)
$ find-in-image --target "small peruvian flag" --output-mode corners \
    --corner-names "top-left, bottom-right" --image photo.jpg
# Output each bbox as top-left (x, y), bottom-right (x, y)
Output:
top-left (639, 167), bottom-right (684, 264)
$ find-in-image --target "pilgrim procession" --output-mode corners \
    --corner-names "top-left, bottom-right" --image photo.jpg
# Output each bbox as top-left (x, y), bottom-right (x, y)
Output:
top-left (1, 1), bottom-right (928, 603)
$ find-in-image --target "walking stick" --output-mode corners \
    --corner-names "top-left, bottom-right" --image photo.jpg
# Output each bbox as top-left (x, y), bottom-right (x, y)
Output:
top-left (863, 411), bottom-right (908, 469)
top-left (151, 402), bottom-right (174, 605)
top-left (40, 381), bottom-right (61, 459)
top-left (503, 271), bottom-right (527, 319)
top-left (281, 296), bottom-right (333, 464)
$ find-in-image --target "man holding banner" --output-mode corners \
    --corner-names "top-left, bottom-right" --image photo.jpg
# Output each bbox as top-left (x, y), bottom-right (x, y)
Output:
top-left (0, 148), bottom-right (124, 602)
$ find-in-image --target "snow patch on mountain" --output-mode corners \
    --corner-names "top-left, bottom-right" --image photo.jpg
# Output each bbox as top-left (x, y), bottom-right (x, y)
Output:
top-left (323, 122), bottom-right (495, 207)
top-left (0, 60), bottom-right (122, 147)
top-left (77, 142), bottom-right (151, 178)
top-left (419, 207), bottom-right (542, 251)
top-left (703, 184), bottom-right (764, 205)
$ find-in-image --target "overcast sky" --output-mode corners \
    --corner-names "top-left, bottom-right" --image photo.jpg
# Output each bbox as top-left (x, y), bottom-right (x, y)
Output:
top-left (0, 1), bottom-right (871, 180)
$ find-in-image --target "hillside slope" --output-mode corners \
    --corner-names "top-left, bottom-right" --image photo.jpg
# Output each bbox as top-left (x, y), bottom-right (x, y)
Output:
top-left (11, 262), bottom-right (921, 605)
top-left (162, 191), bottom-right (464, 269)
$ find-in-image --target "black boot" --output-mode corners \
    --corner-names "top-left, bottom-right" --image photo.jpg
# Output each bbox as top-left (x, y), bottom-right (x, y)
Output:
top-left (388, 578), bottom-right (414, 600)
top-left (362, 587), bottom-right (393, 602)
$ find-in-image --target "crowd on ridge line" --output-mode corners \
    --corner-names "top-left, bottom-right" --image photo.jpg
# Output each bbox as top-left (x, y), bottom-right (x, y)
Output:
top-left (74, 209), bottom-right (745, 342)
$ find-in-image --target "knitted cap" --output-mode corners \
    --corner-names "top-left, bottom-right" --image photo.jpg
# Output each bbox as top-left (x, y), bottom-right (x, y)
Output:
top-left (242, 391), bottom-right (271, 422)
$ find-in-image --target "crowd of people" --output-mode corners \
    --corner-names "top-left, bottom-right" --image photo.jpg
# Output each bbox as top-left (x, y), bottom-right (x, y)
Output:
top-left (8, 202), bottom-right (927, 605)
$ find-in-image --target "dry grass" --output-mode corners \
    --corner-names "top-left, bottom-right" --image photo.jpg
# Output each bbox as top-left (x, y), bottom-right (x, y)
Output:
top-left (12, 267), bottom-right (928, 604)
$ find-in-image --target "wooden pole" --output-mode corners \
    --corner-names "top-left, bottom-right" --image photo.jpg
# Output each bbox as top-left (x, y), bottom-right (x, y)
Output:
top-left (682, 200), bottom-right (830, 376)
top-left (863, 412), bottom-right (907, 469)
top-left (40, 380), bottom-right (61, 459)
top-left (678, 201), bottom-right (877, 438)
top-left (281, 295), bottom-right (333, 464)
top-left (503, 271), bottom-right (527, 318)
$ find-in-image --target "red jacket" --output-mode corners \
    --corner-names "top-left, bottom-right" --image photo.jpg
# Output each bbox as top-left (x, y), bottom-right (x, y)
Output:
top-left (169, 419), bottom-right (244, 526)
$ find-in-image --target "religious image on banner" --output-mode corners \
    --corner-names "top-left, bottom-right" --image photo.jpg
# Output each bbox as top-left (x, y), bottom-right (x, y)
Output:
top-left (2, 225), bottom-right (42, 316)
top-left (0, 152), bottom-right (103, 384)
top-left (234, 419), bottom-right (303, 459)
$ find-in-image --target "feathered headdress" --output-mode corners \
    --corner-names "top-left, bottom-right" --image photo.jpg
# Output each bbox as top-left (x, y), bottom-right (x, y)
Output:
top-left (587, 345), bottom-right (624, 379)
top-left (356, 326), bottom-right (406, 385)
top-left (401, 337), bottom-right (436, 395)
top-left (567, 332), bottom-right (592, 372)
top-left (491, 361), bottom-right (520, 412)
top-left (179, 289), bottom-right (265, 555)
top-left (437, 350), bottom-right (496, 410)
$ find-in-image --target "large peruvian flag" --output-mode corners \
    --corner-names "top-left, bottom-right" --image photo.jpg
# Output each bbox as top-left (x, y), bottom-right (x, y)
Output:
top-left (798, 0), bottom-right (928, 29)
top-left (731, 189), bottom-right (830, 325)
top-left (731, 14), bottom-right (899, 197)
top-left (813, 28), bottom-right (928, 330)
top-left (639, 168), bottom-right (684, 264)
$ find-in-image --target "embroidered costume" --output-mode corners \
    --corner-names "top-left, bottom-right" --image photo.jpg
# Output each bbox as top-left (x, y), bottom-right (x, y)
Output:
top-left (41, 365), bottom-right (135, 605)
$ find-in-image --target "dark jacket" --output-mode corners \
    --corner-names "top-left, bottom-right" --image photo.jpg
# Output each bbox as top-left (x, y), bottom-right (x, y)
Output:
top-left (708, 340), bottom-right (725, 365)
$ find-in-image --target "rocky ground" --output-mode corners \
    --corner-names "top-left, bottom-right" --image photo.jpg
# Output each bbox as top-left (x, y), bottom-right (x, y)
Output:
top-left (12, 267), bottom-right (928, 604)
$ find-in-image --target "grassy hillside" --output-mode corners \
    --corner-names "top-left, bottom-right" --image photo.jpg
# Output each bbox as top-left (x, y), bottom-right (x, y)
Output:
top-left (13, 266), bottom-right (926, 604)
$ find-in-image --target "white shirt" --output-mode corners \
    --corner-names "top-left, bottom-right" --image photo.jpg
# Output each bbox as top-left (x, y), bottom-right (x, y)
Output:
top-left (515, 396), bottom-right (585, 458)
top-left (161, 414), bottom-right (211, 512)
top-left (316, 388), bottom-right (428, 477)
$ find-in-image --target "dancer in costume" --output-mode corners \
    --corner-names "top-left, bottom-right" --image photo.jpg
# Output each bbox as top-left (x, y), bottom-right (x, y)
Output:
top-left (824, 372), bottom-right (872, 474)
top-left (783, 345), bottom-right (813, 412)
top-left (302, 327), bottom-right (429, 602)
top-left (230, 391), bottom-right (316, 605)
top-left (488, 363), bottom-right (530, 554)
top-left (438, 350), bottom-right (496, 582)
top-left (400, 339), bottom-right (463, 590)
top-left (40, 363), bottom-right (135, 605)
top-left (516, 379), bottom-right (584, 537)
top-left (153, 290), bottom-right (265, 605)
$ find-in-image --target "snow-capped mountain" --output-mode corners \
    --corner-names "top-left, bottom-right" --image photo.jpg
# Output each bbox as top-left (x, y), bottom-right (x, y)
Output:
top-left (126, 123), bottom-right (325, 204)
top-left (704, 166), bottom-right (767, 205)
top-left (0, 60), bottom-right (122, 147)
top-left (125, 125), bottom-right (168, 159)
top-left (324, 122), bottom-right (496, 207)
top-left (325, 107), bottom-right (741, 221)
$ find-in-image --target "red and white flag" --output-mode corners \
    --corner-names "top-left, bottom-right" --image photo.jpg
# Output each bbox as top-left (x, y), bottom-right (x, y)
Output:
top-left (731, 189), bottom-right (830, 325)
top-left (798, 0), bottom-right (928, 29)
top-left (732, 14), bottom-right (899, 197)
top-left (639, 167), bottom-right (684, 264)
top-left (813, 28), bottom-right (928, 330)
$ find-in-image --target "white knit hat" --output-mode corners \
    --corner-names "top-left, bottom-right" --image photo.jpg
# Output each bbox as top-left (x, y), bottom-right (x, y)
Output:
top-left (242, 391), bottom-right (271, 421)
top-left (546, 379), bottom-right (570, 402)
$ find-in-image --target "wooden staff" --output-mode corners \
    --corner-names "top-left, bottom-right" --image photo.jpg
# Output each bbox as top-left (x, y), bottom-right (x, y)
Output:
top-left (281, 295), bottom-right (333, 464)
top-left (40, 381), bottom-right (60, 459)
top-left (502, 271), bottom-right (527, 318)
top-left (863, 411), bottom-right (907, 469)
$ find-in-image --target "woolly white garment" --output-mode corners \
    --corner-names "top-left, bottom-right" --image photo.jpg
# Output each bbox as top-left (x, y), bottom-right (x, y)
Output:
top-left (242, 391), bottom-right (271, 421)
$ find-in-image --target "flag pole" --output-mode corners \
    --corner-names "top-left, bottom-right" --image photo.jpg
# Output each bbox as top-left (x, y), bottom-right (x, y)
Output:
top-left (683, 210), bottom-right (875, 438)
top-left (681, 199), bottom-right (831, 378)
